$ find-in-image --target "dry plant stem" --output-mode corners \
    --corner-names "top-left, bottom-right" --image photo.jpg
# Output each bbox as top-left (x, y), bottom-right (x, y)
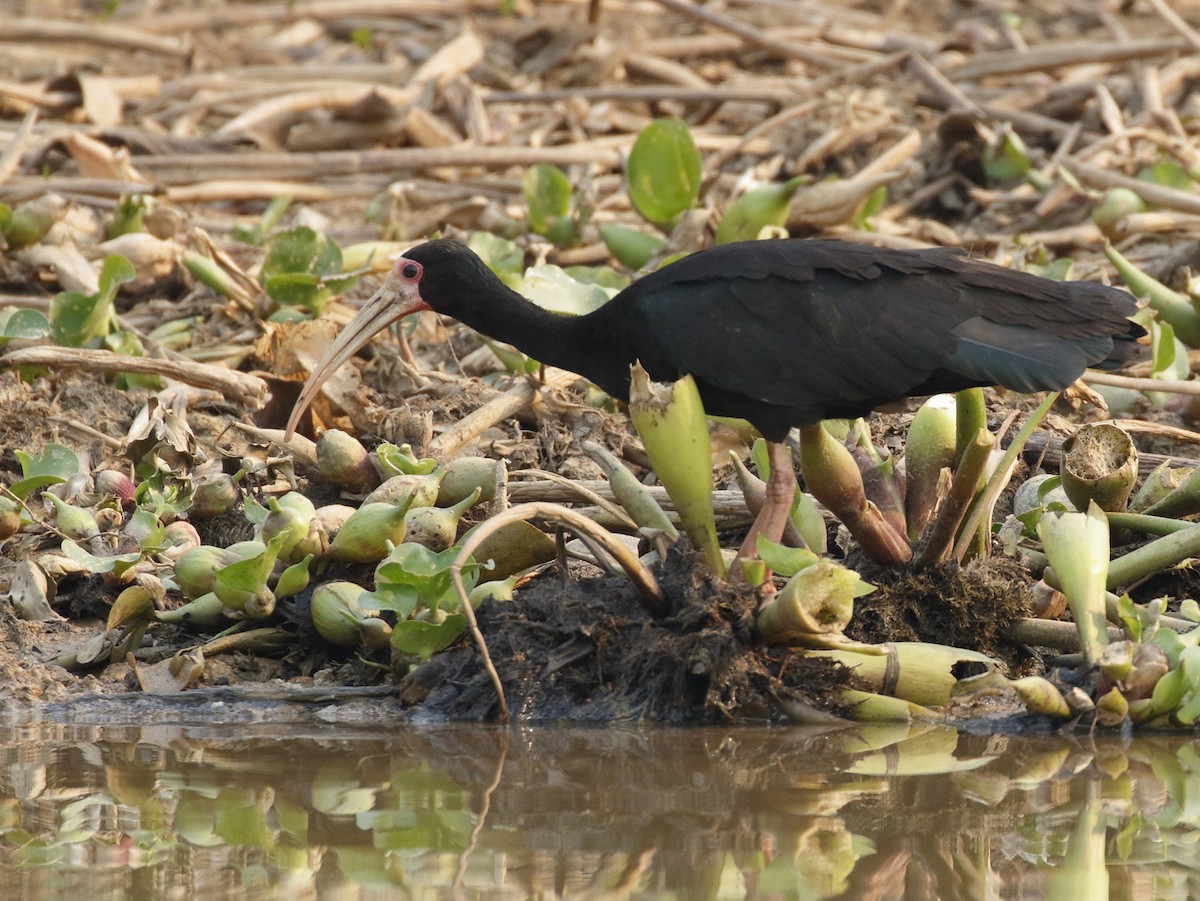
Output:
top-left (912, 429), bottom-right (993, 568)
top-left (508, 469), bottom-right (638, 531)
top-left (941, 37), bottom-right (1185, 82)
top-left (702, 56), bottom-right (914, 178)
top-left (426, 368), bottom-right (581, 458)
top-left (0, 109), bottom-right (37, 187)
top-left (137, 1), bottom-right (483, 34)
top-left (1006, 618), bottom-right (1124, 652)
top-left (451, 502), bottom-right (668, 723)
top-left (2, 18), bottom-right (185, 55)
top-left (1103, 522), bottom-right (1200, 592)
top-left (908, 54), bottom-right (982, 115)
top-left (951, 396), bottom-right (1057, 563)
top-left (167, 181), bottom-right (338, 204)
top-left (136, 144), bottom-right (624, 184)
top-left (1145, 0), bottom-right (1200, 53)
top-left (48, 416), bottom-right (124, 451)
top-left (507, 481), bottom-right (755, 525)
top-left (1082, 371), bottom-right (1200, 397)
top-left (427, 379), bottom-right (537, 459)
top-left (201, 628), bottom-right (293, 657)
top-left (703, 98), bottom-right (825, 176)
top-left (856, 127), bottom-right (923, 180)
top-left (485, 85), bottom-right (797, 107)
top-left (649, 0), bottom-right (842, 70)
top-left (0, 80), bottom-right (76, 112)
top-left (217, 86), bottom-right (417, 138)
top-left (1063, 160), bottom-right (1200, 216)
top-left (1, 178), bottom-right (163, 203)
top-left (0, 346), bottom-right (269, 407)
top-left (231, 423), bottom-right (320, 469)
top-left (562, 528), bottom-right (626, 578)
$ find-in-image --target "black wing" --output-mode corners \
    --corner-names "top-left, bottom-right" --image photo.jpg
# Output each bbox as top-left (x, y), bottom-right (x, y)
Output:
top-left (610, 240), bottom-right (1139, 425)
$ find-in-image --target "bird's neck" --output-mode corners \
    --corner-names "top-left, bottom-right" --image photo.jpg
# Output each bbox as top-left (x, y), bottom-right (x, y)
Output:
top-left (467, 289), bottom-right (617, 385)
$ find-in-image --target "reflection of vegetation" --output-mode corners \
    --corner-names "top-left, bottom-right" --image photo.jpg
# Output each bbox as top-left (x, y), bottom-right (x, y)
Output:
top-left (4, 725), bottom-right (1200, 895)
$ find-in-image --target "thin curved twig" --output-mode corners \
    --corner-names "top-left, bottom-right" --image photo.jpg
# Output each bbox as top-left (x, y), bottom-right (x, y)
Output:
top-left (451, 502), bottom-right (667, 724)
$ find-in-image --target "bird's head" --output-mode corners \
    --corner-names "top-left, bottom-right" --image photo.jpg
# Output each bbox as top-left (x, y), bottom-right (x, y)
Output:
top-left (284, 239), bottom-right (519, 438)
top-left (284, 248), bottom-right (434, 438)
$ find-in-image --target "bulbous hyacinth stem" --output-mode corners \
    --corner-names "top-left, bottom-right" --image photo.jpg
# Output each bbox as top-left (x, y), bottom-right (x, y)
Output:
top-left (798, 423), bottom-right (911, 567)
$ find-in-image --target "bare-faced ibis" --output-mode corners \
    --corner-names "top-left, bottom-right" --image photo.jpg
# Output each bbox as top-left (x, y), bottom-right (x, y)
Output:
top-left (285, 238), bottom-right (1142, 567)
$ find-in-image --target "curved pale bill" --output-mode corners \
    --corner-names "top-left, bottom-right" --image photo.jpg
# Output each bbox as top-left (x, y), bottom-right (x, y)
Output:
top-left (284, 276), bottom-right (427, 438)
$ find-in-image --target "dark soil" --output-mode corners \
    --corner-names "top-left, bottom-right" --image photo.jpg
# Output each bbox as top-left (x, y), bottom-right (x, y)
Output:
top-left (850, 556), bottom-right (1039, 676)
top-left (399, 545), bottom-right (855, 723)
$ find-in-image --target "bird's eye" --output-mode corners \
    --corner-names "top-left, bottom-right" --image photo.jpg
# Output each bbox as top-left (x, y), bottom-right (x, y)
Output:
top-left (399, 261), bottom-right (420, 280)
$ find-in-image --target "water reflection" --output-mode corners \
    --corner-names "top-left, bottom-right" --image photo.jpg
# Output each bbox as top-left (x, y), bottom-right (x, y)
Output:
top-left (2, 720), bottom-right (1200, 898)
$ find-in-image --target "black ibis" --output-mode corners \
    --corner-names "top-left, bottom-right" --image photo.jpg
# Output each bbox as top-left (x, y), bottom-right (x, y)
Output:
top-left (285, 238), bottom-right (1142, 567)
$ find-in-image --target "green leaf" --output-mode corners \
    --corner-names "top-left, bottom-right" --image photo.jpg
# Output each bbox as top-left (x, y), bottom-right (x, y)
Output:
top-left (626, 118), bottom-right (702, 230)
top-left (376, 542), bottom-right (451, 582)
top-left (850, 184), bottom-right (887, 231)
top-left (981, 126), bottom-right (1031, 181)
top-left (97, 254), bottom-right (136, 306)
top-left (374, 543), bottom-right (478, 613)
top-left (714, 176), bottom-right (805, 245)
top-left (49, 290), bottom-right (111, 347)
top-left (105, 329), bottom-right (162, 391)
top-left (135, 482), bottom-right (191, 520)
top-left (262, 226), bottom-right (320, 277)
top-left (232, 196), bottom-right (292, 245)
top-left (0, 308), bottom-right (50, 345)
top-left (522, 265), bottom-right (614, 315)
top-left (213, 539), bottom-right (280, 611)
top-left (756, 537), bottom-right (819, 577)
top-left (545, 217), bottom-right (581, 247)
top-left (106, 195), bottom-right (145, 239)
top-left (126, 508), bottom-right (166, 553)
top-left (216, 549), bottom-right (276, 594)
top-left (263, 272), bottom-right (325, 308)
top-left (467, 231), bottom-right (524, 275)
top-left (266, 307), bottom-right (309, 324)
top-left (261, 226), bottom-right (349, 312)
top-left (1139, 160), bottom-right (1195, 192)
top-left (11, 444), bottom-right (80, 499)
top-left (597, 222), bottom-right (665, 270)
top-left (1024, 257), bottom-right (1075, 282)
top-left (374, 443), bottom-right (439, 476)
top-left (60, 539), bottom-right (143, 575)
top-left (391, 614), bottom-right (466, 660)
top-left (242, 495), bottom-right (270, 527)
top-left (362, 585), bottom-right (420, 619)
top-left (563, 265), bottom-right (629, 292)
top-left (524, 164), bottom-right (573, 237)
top-left (483, 339), bottom-right (541, 375)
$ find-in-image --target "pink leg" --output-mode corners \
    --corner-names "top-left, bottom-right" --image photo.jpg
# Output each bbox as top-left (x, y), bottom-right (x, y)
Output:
top-left (734, 441), bottom-right (796, 579)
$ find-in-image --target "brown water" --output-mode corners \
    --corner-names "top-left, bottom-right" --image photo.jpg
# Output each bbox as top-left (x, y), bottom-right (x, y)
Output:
top-left (1, 716), bottom-right (1197, 899)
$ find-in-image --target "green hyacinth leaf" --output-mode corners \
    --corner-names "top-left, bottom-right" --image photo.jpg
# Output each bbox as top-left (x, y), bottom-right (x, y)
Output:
top-left (626, 118), bottom-right (702, 231)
